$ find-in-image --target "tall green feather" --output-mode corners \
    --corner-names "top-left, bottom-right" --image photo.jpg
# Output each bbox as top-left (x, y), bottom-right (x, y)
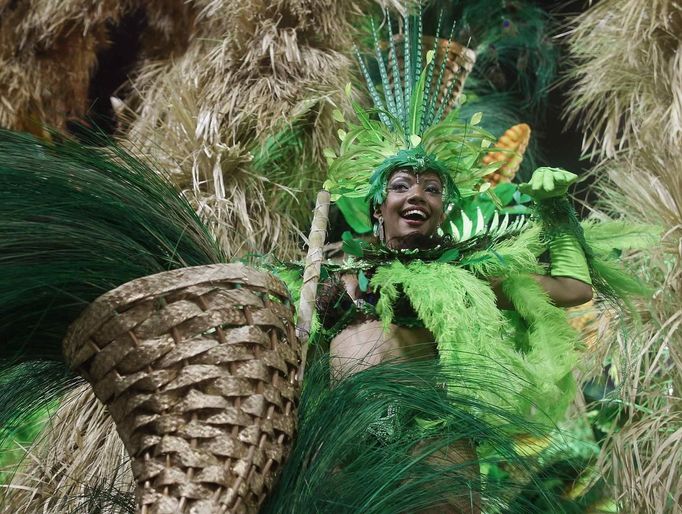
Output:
top-left (424, 20), bottom-right (457, 129)
top-left (421, 10), bottom-right (444, 134)
top-left (403, 10), bottom-right (413, 135)
top-left (415, 5), bottom-right (423, 91)
top-left (354, 46), bottom-right (393, 129)
top-left (370, 18), bottom-right (397, 120)
top-left (385, 9), bottom-right (406, 130)
top-left (408, 53), bottom-right (432, 137)
top-left (0, 129), bottom-right (226, 363)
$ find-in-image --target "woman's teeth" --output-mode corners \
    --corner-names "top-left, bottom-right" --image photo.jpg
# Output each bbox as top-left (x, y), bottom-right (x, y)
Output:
top-left (402, 209), bottom-right (427, 220)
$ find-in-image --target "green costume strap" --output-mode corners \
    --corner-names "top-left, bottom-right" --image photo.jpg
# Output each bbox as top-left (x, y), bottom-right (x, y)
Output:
top-left (548, 233), bottom-right (592, 285)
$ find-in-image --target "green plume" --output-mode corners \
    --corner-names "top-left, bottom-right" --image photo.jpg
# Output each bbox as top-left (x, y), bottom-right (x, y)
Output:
top-left (581, 220), bottom-right (660, 255)
top-left (263, 356), bottom-right (557, 513)
top-left (0, 129), bottom-right (227, 485)
top-left (370, 260), bottom-right (580, 424)
top-left (0, 129), bottom-right (226, 363)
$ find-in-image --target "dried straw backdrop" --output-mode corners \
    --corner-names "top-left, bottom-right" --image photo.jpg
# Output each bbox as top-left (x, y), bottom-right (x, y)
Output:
top-left (565, 1), bottom-right (682, 512)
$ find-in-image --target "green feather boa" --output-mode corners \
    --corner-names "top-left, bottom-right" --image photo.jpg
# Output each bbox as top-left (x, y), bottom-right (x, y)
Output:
top-left (371, 262), bottom-right (577, 424)
top-left (364, 217), bottom-right (656, 424)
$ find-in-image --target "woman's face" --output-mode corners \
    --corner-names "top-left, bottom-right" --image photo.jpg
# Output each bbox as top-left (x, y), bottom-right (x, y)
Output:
top-left (376, 169), bottom-right (446, 245)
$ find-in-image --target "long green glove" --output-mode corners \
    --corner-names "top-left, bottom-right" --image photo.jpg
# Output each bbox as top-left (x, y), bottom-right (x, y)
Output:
top-left (521, 167), bottom-right (592, 285)
top-left (549, 233), bottom-right (592, 285)
top-left (519, 167), bottom-right (578, 200)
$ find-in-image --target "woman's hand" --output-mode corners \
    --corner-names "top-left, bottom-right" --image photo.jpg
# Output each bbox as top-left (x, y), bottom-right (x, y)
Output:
top-left (519, 167), bottom-right (578, 201)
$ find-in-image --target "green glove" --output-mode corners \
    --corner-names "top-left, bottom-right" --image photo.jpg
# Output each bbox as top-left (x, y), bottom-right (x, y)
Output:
top-left (549, 233), bottom-right (592, 285)
top-left (521, 167), bottom-right (591, 283)
top-left (519, 167), bottom-right (578, 201)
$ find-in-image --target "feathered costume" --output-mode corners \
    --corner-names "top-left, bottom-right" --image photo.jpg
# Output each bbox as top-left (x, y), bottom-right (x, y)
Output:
top-left (319, 6), bottom-right (650, 422)
top-left (269, 8), bottom-right (652, 513)
top-left (0, 6), bottom-right (655, 514)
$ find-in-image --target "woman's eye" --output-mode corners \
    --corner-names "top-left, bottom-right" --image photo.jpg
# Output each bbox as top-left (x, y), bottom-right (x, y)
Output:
top-left (388, 183), bottom-right (409, 192)
top-left (426, 185), bottom-right (442, 194)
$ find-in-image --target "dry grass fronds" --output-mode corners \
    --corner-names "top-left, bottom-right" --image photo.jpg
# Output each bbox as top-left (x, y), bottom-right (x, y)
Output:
top-left (595, 153), bottom-right (681, 259)
top-left (569, 299), bottom-right (621, 384)
top-left (0, 0), bottom-right (376, 257)
top-left (121, 0), bottom-right (366, 258)
top-left (140, 0), bottom-right (198, 58)
top-left (597, 353), bottom-right (681, 514)
top-left (124, 59), bottom-right (306, 259)
top-left (191, 0), bottom-right (364, 75)
top-left (583, 151), bottom-right (682, 513)
top-left (7, 0), bottom-right (124, 48)
top-left (0, 0), bottom-right (117, 132)
top-left (564, 0), bottom-right (682, 160)
top-left (0, 385), bottom-right (132, 514)
top-left (193, 0), bottom-right (405, 39)
top-left (0, 0), bottom-right (200, 132)
top-left (603, 413), bottom-right (682, 513)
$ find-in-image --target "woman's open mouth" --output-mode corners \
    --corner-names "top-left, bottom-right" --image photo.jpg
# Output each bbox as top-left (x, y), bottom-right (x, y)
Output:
top-left (401, 208), bottom-right (429, 226)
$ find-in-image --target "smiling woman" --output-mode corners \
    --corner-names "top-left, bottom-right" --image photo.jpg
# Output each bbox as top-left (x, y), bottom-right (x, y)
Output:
top-left (376, 169), bottom-right (447, 245)
top-left (367, 166), bottom-right (593, 307)
top-left (287, 8), bottom-right (650, 514)
top-left (327, 163), bottom-right (597, 514)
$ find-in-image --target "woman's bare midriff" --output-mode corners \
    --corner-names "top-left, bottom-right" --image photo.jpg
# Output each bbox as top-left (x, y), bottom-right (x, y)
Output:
top-left (330, 320), bottom-right (437, 378)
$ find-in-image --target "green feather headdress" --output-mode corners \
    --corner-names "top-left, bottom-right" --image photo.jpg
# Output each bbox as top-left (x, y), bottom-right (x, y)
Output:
top-left (323, 7), bottom-right (500, 229)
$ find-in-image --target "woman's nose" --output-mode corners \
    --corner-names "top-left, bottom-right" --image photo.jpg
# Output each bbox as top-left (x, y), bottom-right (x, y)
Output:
top-left (407, 184), bottom-right (427, 202)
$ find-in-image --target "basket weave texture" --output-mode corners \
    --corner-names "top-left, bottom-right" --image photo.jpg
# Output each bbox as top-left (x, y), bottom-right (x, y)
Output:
top-left (63, 264), bottom-right (300, 514)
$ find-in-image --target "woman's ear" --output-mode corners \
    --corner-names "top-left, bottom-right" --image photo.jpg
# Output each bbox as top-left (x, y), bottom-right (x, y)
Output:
top-left (373, 208), bottom-right (382, 221)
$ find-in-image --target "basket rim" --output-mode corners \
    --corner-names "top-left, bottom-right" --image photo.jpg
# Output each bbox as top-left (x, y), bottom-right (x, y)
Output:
top-left (63, 263), bottom-right (292, 366)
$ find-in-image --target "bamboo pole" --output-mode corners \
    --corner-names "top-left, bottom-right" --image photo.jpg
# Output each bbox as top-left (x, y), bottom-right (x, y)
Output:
top-left (296, 190), bottom-right (331, 381)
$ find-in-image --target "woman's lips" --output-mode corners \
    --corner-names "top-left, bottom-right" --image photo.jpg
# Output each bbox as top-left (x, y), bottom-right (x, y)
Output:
top-left (402, 217), bottom-right (427, 227)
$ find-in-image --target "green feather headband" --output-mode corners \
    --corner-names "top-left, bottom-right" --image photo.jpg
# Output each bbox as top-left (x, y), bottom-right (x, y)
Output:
top-left (323, 7), bottom-right (500, 219)
top-left (366, 146), bottom-right (457, 207)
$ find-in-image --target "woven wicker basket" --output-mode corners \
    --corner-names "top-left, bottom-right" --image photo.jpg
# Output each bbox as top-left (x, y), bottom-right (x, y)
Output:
top-left (63, 263), bottom-right (300, 514)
